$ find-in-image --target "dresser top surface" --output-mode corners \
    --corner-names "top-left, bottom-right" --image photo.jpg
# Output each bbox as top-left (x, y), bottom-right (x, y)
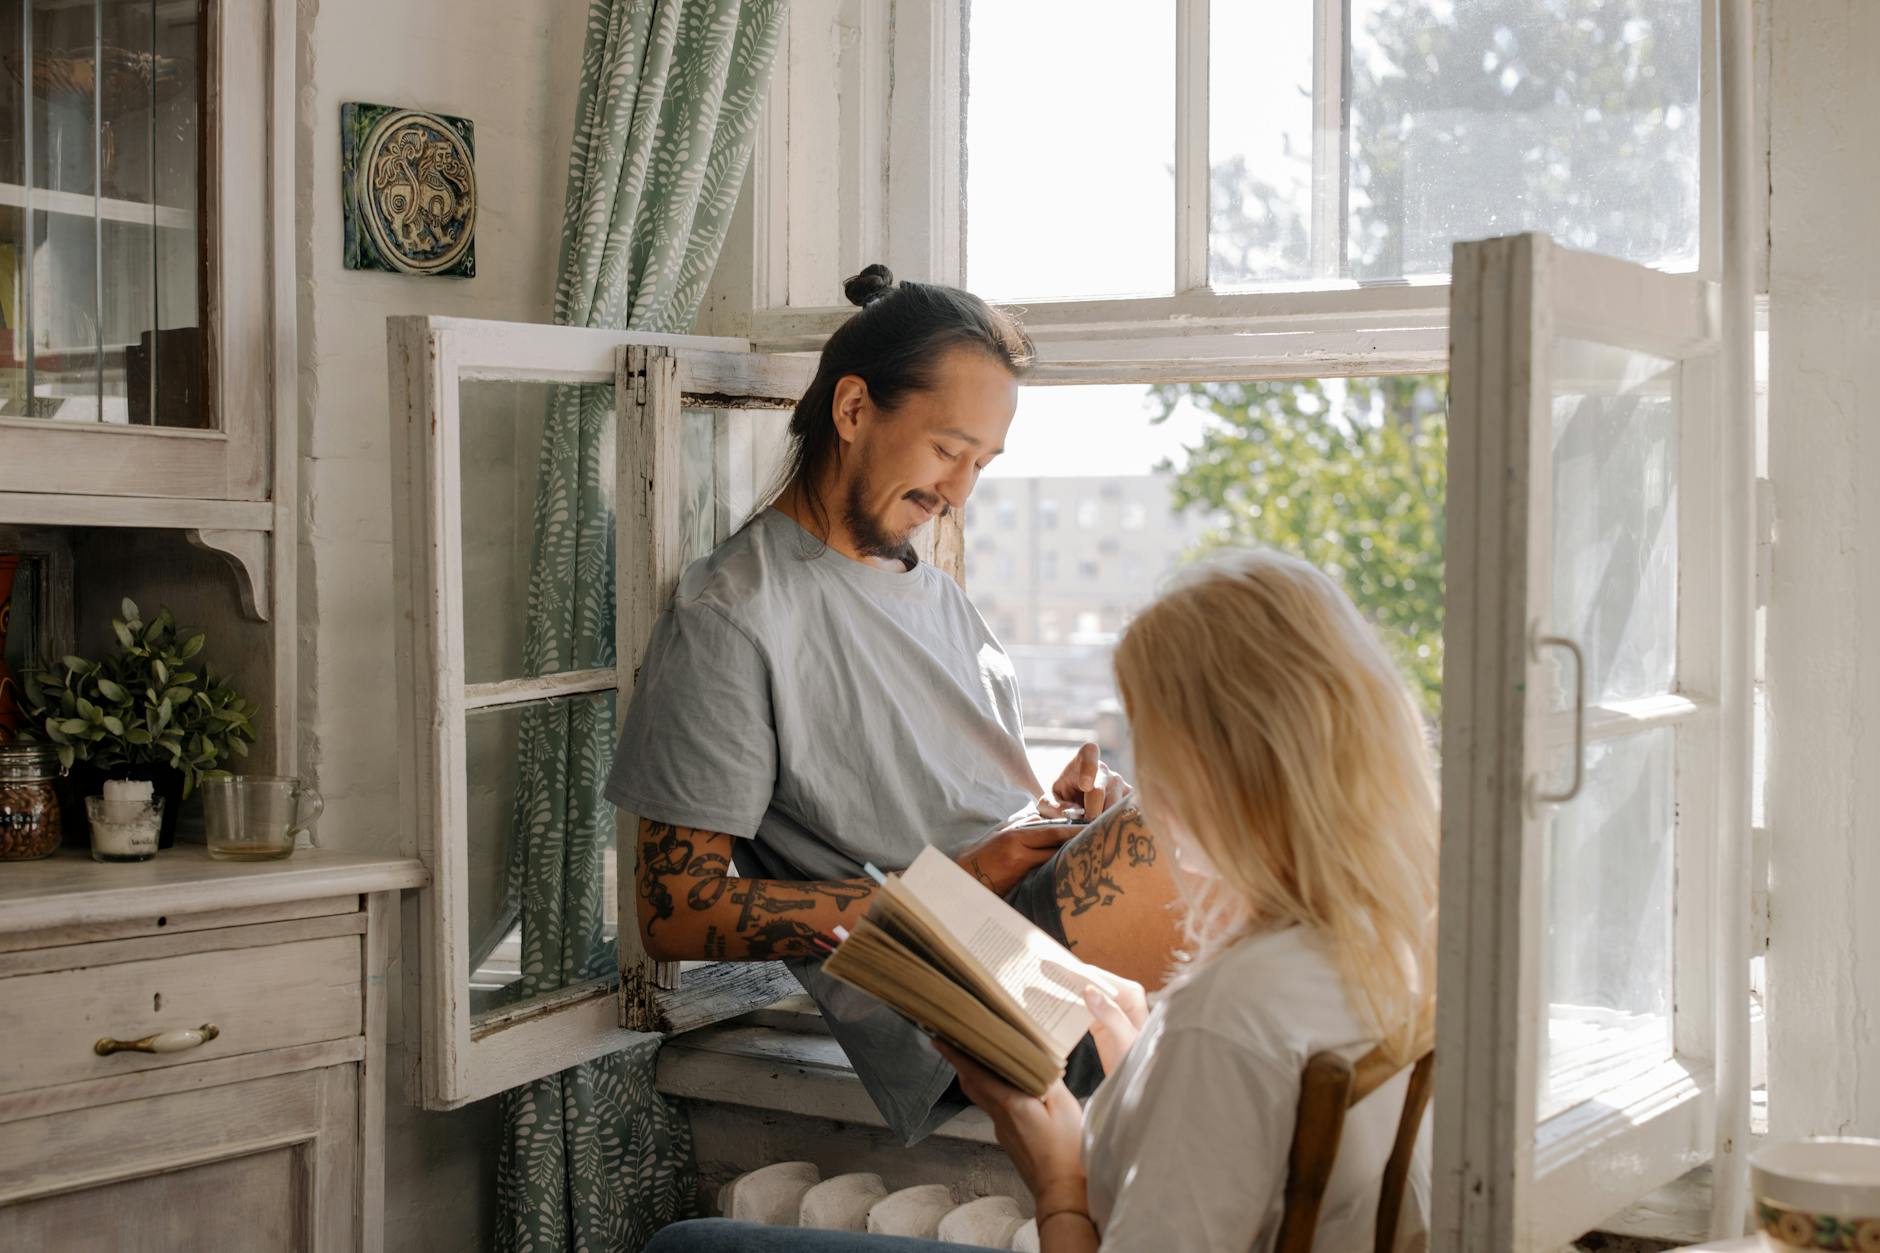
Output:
top-left (0, 847), bottom-right (426, 935)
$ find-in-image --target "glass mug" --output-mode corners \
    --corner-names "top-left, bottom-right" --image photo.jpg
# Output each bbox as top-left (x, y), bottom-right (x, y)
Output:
top-left (203, 776), bottom-right (324, 861)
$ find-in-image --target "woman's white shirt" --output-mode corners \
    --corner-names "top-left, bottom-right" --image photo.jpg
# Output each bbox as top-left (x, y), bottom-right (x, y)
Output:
top-left (1081, 926), bottom-right (1430, 1253)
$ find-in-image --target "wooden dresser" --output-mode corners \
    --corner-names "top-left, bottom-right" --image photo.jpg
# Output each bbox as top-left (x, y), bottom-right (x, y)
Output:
top-left (0, 848), bottom-right (424, 1252)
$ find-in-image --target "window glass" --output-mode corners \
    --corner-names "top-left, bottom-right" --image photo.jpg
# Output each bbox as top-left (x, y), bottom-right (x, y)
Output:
top-left (966, 0), bottom-right (1174, 301)
top-left (1539, 729), bottom-right (1675, 1121)
top-left (1547, 340), bottom-right (1679, 707)
top-left (969, 377), bottom-right (1444, 787)
top-left (1209, 0), bottom-right (1315, 285)
top-left (1346, 0), bottom-right (1701, 279)
top-left (963, 0), bottom-right (1708, 296)
top-left (4, 1), bottom-right (207, 423)
top-left (459, 381), bottom-right (616, 685)
top-left (466, 691), bottom-right (620, 1017)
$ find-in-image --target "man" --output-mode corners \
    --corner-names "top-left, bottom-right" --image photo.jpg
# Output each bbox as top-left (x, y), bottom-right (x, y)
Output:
top-left (606, 269), bottom-right (1178, 1143)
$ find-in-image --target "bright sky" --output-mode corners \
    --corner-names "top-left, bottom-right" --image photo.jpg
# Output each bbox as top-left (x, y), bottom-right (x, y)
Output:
top-left (964, 2), bottom-right (1311, 480)
top-left (985, 385), bottom-right (1214, 480)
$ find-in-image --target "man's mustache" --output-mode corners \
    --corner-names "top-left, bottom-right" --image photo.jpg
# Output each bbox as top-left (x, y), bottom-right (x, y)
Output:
top-left (904, 491), bottom-right (950, 519)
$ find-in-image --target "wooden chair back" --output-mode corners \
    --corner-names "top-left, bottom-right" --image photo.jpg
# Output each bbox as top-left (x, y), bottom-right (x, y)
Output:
top-left (1270, 1044), bottom-right (1436, 1253)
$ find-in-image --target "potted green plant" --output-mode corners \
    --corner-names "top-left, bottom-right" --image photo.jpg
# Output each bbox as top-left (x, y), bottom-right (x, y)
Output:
top-left (19, 600), bottom-right (259, 848)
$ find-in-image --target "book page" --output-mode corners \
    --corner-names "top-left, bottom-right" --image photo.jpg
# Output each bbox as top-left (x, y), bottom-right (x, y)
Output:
top-left (823, 917), bottom-right (1060, 1096)
top-left (899, 847), bottom-right (1122, 1059)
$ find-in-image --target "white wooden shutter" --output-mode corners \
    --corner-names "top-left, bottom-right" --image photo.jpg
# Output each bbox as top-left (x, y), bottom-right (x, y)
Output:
top-left (386, 317), bottom-right (805, 1110)
top-left (1434, 234), bottom-right (1750, 1248)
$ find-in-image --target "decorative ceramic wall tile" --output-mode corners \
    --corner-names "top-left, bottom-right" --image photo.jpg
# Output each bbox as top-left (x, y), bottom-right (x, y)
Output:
top-left (340, 102), bottom-right (477, 278)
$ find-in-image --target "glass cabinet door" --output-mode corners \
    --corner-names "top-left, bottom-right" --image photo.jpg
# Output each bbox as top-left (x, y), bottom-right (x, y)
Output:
top-left (0, 0), bottom-right (274, 504)
top-left (2, 1), bottom-right (203, 427)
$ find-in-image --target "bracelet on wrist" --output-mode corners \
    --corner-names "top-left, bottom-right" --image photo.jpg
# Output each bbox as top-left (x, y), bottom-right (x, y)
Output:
top-left (1035, 1206), bottom-right (1096, 1231)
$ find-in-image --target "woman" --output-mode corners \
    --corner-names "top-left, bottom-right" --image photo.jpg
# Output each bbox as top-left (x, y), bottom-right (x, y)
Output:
top-left (649, 549), bottom-right (1439, 1251)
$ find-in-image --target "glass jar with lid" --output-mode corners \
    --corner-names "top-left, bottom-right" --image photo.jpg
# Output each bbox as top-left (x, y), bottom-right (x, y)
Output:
top-left (0, 745), bottom-right (64, 861)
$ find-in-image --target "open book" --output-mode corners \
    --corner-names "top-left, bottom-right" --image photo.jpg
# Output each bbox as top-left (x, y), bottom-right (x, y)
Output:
top-left (821, 846), bottom-right (1121, 1097)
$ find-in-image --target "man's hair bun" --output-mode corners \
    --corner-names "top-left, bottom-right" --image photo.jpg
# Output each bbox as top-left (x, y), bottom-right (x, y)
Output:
top-left (843, 263), bottom-right (896, 308)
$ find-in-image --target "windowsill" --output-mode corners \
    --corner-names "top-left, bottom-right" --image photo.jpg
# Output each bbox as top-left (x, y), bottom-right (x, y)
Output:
top-left (655, 995), bottom-right (1001, 1147)
top-left (1596, 1164), bottom-right (1714, 1246)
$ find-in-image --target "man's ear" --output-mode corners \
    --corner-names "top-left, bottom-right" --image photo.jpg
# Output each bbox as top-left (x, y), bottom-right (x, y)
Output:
top-left (831, 375), bottom-right (870, 446)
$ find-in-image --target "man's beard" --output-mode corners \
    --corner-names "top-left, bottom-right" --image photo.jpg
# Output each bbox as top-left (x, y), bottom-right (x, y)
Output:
top-left (843, 469), bottom-right (947, 563)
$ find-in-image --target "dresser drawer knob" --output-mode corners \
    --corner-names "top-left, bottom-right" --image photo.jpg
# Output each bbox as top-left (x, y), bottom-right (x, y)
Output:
top-left (94, 1024), bottom-right (221, 1057)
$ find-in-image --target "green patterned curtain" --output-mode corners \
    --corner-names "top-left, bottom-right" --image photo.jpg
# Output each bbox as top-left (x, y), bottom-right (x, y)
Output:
top-left (495, 2), bottom-right (786, 1250)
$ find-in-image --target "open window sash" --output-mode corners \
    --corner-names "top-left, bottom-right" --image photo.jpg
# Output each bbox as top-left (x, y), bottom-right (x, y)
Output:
top-left (387, 317), bottom-right (808, 1111)
top-left (614, 342), bottom-right (815, 1034)
top-left (1434, 234), bottom-right (1747, 1249)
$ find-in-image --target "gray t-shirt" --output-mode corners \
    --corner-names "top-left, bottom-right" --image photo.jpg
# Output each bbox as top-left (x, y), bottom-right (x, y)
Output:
top-left (606, 508), bottom-right (1040, 1142)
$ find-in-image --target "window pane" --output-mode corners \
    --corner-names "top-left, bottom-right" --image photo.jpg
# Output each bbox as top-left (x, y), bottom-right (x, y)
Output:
top-left (459, 380), bottom-right (616, 686)
top-left (466, 691), bottom-right (619, 1018)
top-left (1208, 0), bottom-right (1314, 286)
top-left (1349, 0), bottom-right (1701, 280)
top-left (966, 1), bottom-right (1173, 301)
top-left (3, 1), bottom-right (205, 424)
top-left (969, 377), bottom-right (1445, 783)
top-left (1539, 728), bottom-right (1674, 1122)
top-left (1549, 339), bottom-right (1678, 707)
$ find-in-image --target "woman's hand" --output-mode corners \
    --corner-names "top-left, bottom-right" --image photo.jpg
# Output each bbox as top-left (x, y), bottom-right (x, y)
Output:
top-left (933, 1040), bottom-right (1089, 1218)
top-left (1039, 742), bottom-right (1132, 821)
top-left (1083, 978), bottom-right (1149, 1076)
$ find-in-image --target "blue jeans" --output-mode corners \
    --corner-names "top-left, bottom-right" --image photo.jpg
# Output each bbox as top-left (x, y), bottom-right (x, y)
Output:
top-left (645, 1219), bottom-right (977, 1252)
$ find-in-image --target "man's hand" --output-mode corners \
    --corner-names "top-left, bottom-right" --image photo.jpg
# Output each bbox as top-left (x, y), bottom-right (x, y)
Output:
top-left (1039, 742), bottom-right (1132, 822)
top-left (955, 816), bottom-right (1083, 896)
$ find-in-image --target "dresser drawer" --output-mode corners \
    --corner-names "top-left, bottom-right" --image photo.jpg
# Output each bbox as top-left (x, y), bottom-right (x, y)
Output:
top-left (0, 921), bottom-right (363, 1096)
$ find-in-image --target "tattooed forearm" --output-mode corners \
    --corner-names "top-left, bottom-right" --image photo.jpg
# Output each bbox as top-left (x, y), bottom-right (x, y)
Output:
top-left (1054, 803), bottom-right (1156, 925)
top-left (635, 818), bottom-right (876, 961)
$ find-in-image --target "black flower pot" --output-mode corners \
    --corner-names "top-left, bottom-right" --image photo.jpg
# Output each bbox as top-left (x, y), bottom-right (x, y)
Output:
top-left (60, 761), bottom-right (188, 849)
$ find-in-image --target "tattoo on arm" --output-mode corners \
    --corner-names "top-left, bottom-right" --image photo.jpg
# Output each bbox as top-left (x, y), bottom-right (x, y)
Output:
top-left (1053, 803), bottom-right (1157, 928)
top-left (637, 818), bottom-right (874, 957)
top-left (637, 820), bottom-right (691, 934)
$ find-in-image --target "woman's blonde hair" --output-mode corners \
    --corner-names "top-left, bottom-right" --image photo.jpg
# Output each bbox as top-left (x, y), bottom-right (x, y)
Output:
top-left (1113, 549), bottom-right (1438, 1064)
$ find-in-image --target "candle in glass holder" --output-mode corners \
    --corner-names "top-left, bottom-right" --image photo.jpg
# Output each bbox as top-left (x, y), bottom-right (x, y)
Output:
top-left (88, 780), bottom-right (161, 863)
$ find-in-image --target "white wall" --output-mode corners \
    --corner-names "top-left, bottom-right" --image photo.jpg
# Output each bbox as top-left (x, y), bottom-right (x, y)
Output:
top-left (1763, 2), bottom-right (1880, 1142)
top-left (294, 1), bottom-right (589, 1247)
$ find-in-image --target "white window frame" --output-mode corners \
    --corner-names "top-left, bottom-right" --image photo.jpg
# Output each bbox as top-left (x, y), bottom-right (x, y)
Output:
top-left (707, 0), bottom-right (1765, 1238)
top-left (1437, 234), bottom-right (1751, 1249)
top-left (738, 0), bottom-right (1752, 384)
top-left (386, 315), bottom-right (811, 1110)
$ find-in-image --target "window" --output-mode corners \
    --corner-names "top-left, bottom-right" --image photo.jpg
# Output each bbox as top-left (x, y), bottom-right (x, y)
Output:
top-left (1038, 498), bottom-right (1059, 530)
top-left (744, 4), bottom-right (1753, 1237)
top-left (970, 377), bottom-right (1445, 786)
top-left (1075, 500), bottom-right (1100, 529)
top-left (1436, 235), bottom-right (1750, 1248)
top-left (388, 318), bottom-right (807, 1109)
top-left (967, 0), bottom-right (1700, 302)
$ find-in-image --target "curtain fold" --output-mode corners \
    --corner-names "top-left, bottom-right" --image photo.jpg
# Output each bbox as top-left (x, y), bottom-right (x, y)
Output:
top-left (495, 3), bottom-right (786, 1249)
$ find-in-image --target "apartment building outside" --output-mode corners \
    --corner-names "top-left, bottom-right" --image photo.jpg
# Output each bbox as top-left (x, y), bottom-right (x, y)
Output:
top-left (964, 473), bottom-right (1218, 782)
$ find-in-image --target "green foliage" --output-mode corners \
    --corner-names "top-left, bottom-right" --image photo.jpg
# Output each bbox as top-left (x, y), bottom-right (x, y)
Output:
top-left (19, 599), bottom-right (258, 797)
top-left (1150, 377), bottom-right (1447, 716)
